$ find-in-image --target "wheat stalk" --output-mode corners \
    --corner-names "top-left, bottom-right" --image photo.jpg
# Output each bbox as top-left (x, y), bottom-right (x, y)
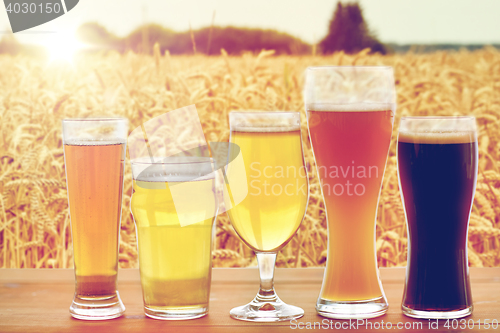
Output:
top-left (0, 49), bottom-right (499, 269)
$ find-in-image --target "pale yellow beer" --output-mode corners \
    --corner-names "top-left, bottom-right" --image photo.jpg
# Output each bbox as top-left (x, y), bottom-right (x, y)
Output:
top-left (224, 111), bottom-right (308, 321)
top-left (131, 159), bottom-right (216, 320)
top-left (225, 129), bottom-right (308, 252)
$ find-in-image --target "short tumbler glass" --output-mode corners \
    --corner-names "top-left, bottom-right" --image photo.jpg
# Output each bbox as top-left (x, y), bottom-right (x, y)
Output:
top-left (130, 157), bottom-right (217, 320)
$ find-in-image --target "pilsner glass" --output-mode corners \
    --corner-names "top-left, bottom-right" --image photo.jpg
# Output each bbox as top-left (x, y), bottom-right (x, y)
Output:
top-left (398, 117), bottom-right (477, 319)
top-left (224, 111), bottom-right (309, 322)
top-left (130, 157), bottom-right (217, 320)
top-left (63, 118), bottom-right (127, 320)
top-left (305, 66), bottom-right (395, 319)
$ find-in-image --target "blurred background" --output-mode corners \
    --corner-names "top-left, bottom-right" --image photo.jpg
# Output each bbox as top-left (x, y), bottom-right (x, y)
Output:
top-left (1, 0), bottom-right (500, 57)
top-left (0, 0), bottom-right (499, 269)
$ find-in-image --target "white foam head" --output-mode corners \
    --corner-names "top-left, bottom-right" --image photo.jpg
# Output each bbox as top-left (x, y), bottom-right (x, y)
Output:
top-left (398, 131), bottom-right (476, 144)
top-left (131, 156), bottom-right (214, 182)
top-left (230, 111), bottom-right (300, 132)
top-left (306, 103), bottom-right (395, 112)
top-left (64, 139), bottom-right (126, 146)
top-left (398, 116), bottom-right (477, 144)
top-left (304, 66), bottom-right (396, 111)
top-left (62, 118), bottom-right (128, 144)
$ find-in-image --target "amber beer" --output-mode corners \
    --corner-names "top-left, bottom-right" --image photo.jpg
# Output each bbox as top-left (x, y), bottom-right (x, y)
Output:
top-left (63, 118), bottom-right (127, 320)
top-left (308, 106), bottom-right (393, 298)
top-left (398, 117), bottom-right (477, 319)
top-left (305, 66), bottom-right (395, 319)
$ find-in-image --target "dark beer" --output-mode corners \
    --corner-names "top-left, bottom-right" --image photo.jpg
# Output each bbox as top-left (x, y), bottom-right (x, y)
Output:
top-left (398, 130), bottom-right (477, 315)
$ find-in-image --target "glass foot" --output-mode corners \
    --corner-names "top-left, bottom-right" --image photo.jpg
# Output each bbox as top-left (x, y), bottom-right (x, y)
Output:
top-left (316, 295), bottom-right (388, 319)
top-left (402, 304), bottom-right (473, 319)
top-left (230, 294), bottom-right (304, 322)
top-left (70, 292), bottom-right (125, 320)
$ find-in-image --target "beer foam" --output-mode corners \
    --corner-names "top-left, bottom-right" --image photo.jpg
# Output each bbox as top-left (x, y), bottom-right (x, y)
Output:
top-left (230, 112), bottom-right (300, 132)
top-left (398, 131), bottom-right (476, 144)
top-left (131, 157), bottom-right (215, 182)
top-left (306, 103), bottom-right (394, 112)
top-left (64, 139), bottom-right (126, 146)
top-left (231, 125), bottom-right (300, 133)
top-left (134, 171), bottom-right (214, 183)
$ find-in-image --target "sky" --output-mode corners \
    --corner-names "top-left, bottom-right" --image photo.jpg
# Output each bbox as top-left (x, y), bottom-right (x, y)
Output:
top-left (1, 0), bottom-right (499, 46)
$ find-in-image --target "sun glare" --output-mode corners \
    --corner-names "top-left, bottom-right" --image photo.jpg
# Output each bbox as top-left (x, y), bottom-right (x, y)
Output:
top-left (44, 33), bottom-right (86, 64)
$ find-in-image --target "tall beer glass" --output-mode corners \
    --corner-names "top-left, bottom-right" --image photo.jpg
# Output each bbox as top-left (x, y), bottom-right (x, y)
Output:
top-left (225, 112), bottom-right (308, 321)
top-left (63, 118), bottom-right (127, 320)
top-left (305, 67), bottom-right (395, 319)
top-left (130, 157), bottom-right (217, 320)
top-left (398, 117), bottom-right (477, 319)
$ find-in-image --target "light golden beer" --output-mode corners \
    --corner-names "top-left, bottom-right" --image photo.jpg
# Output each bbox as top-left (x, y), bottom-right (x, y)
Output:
top-left (224, 112), bottom-right (308, 322)
top-left (64, 117), bottom-right (127, 320)
top-left (131, 161), bottom-right (216, 320)
top-left (225, 129), bottom-right (308, 252)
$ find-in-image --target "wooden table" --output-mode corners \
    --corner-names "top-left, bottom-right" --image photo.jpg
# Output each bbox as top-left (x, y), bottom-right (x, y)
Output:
top-left (0, 268), bottom-right (499, 332)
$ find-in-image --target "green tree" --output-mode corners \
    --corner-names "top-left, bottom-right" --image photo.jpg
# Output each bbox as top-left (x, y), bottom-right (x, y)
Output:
top-left (319, 2), bottom-right (386, 54)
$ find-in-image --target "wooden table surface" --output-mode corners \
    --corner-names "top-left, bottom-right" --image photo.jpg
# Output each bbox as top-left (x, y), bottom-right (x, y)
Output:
top-left (0, 267), bottom-right (499, 332)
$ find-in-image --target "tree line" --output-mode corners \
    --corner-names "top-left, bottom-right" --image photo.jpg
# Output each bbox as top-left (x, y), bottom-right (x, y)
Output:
top-left (5, 2), bottom-right (493, 56)
top-left (76, 23), bottom-right (312, 55)
top-left (75, 2), bottom-right (385, 55)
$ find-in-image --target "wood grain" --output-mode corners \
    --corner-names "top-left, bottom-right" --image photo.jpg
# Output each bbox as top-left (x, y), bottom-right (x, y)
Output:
top-left (0, 267), bottom-right (499, 332)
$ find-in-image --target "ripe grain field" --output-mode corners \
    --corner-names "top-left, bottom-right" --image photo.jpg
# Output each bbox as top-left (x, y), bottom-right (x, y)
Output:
top-left (1, 48), bottom-right (499, 269)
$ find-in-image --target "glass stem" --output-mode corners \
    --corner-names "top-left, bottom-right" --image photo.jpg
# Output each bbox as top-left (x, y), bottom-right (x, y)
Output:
top-left (256, 252), bottom-right (278, 302)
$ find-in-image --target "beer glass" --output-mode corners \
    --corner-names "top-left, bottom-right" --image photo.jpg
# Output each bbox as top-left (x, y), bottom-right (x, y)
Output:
top-left (305, 67), bottom-right (395, 319)
top-left (63, 118), bottom-right (128, 320)
top-left (224, 112), bottom-right (309, 322)
top-left (130, 157), bottom-right (217, 320)
top-left (398, 117), bottom-right (477, 319)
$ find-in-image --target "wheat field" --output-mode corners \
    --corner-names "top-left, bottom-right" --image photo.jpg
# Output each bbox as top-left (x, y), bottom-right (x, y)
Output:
top-left (1, 47), bottom-right (500, 269)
